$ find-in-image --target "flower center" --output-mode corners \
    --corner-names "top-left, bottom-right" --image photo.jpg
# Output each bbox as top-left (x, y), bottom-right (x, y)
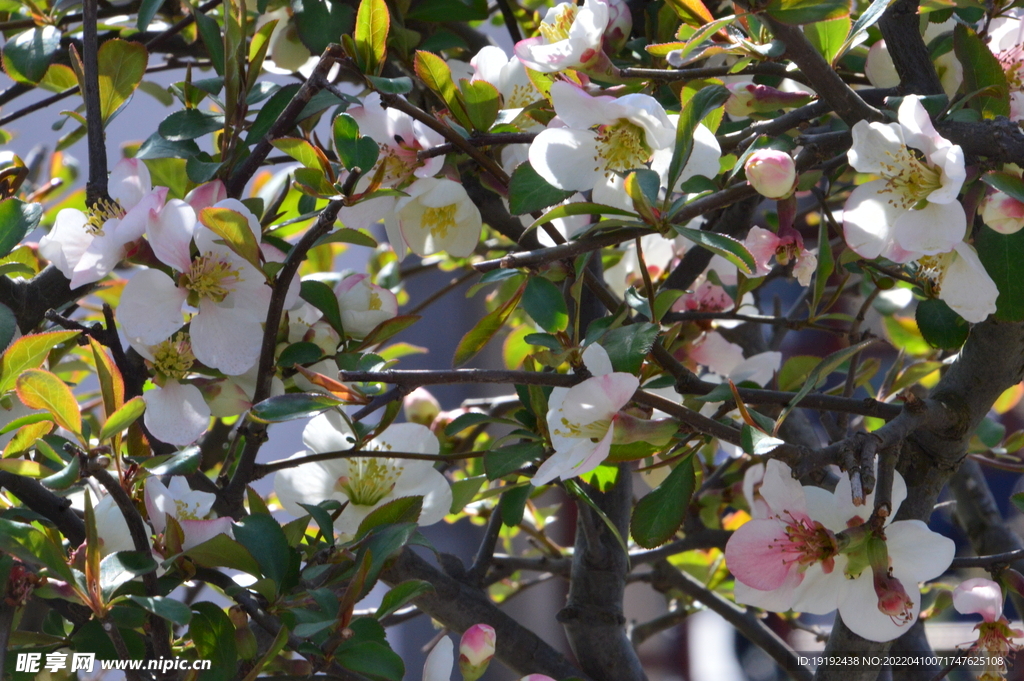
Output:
top-left (914, 253), bottom-right (954, 294)
top-left (877, 146), bottom-right (944, 209)
top-left (335, 458), bottom-right (402, 506)
top-left (85, 197), bottom-right (127, 236)
top-left (506, 83), bottom-right (536, 109)
top-left (172, 497), bottom-right (206, 521)
top-left (998, 47), bottom-right (1024, 90)
top-left (422, 204), bottom-right (458, 239)
top-left (375, 142), bottom-right (420, 186)
top-left (367, 289), bottom-right (383, 311)
top-left (554, 415), bottom-right (611, 443)
top-left (769, 510), bottom-right (838, 573)
top-left (538, 4), bottom-right (579, 43)
top-left (181, 252), bottom-right (241, 305)
top-left (151, 333), bottom-right (195, 380)
top-left (595, 120), bottom-right (652, 175)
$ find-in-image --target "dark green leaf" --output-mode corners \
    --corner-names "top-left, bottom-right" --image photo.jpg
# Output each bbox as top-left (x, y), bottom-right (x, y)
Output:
top-left (406, 0), bottom-right (487, 21)
top-left (127, 595), bottom-right (193, 625)
top-left (522, 276), bottom-right (568, 333)
top-left (100, 551), bottom-right (157, 600)
top-left (600, 324), bottom-right (659, 374)
top-left (0, 199), bottom-right (42, 259)
top-left (672, 223), bottom-right (756, 274)
top-left (484, 442), bottom-right (543, 480)
top-left (3, 27), bottom-right (60, 84)
top-left (499, 484), bottom-right (531, 526)
top-left (137, 0), bottom-right (162, 31)
top-left (976, 223), bottom-right (1024, 321)
top-left (141, 447), bottom-right (201, 475)
top-left (765, 0), bottom-right (850, 24)
top-left (40, 454), bottom-right (80, 490)
top-left (630, 456), bottom-right (695, 548)
top-left (0, 518), bottom-right (74, 581)
top-left (667, 84), bottom-right (729, 195)
top-left (314, 227), bottom-right (379, 248)
top-left (981, 171), bottom-right (1024, 203)
top-left (375, 580), bottom-right (433, 619)
top-left (185, 534), bottom-right (263, 575)
top-left (158, 109), bottom-right (225, 141)
top-left (334, 641), bottom-right (405, 681)
top-left (365, 75), bottom-right (413, 94)
top-left (136, 132), bottom-right (201, 159)
top-left (333, 113), bottom-right (380, 172)
top-left (508, 162), bottom-right (575, 215)
top-left (916, 298), bottom-right (969, 349)
top-left (191, 602), bottom-right (237, 681)
top-left (246, 83), bottom-right (301, 146)
top-left (355, 496), bottom-right (423, 539)
top-left (775, 338), bottom-right (875, 431)
top-left (294, 0), bottom-right (355, 55)
top-left (249, 392), bottom-right (344, 422)
top-left (298, 501), bottom-right (338, 546)
top-left (278, 342), bottom-right (324, 368)
top-left (954, 24), bottom-right (1010, 119)
top-left (233, 514), bottom-right (295, 586)
top-left (459, 78), bottom-right (500, 132)
top-left (193, 10), bottom-right (225, 75)
top-left (300, 279), bottom-right (345, 335)
top-left (453, 283), bottom-right (525, 367)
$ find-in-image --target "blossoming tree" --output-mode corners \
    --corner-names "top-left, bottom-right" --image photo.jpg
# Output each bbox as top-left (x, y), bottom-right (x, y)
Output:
top-left (5, 0), bottom-right (1024, 678)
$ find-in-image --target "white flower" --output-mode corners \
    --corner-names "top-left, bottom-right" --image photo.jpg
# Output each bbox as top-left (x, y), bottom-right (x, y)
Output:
top-left (528, 82), bottom-right (720, 209)
top-left (533, 344), bottom-right (639, 485)
top-left (93, 493), bottom-right (135, 556)
top-left (39, 158), bottom-right (168, 288)
top-left (471, 46), bottom-right (539, 109)
top-left (133, 333), bottom-right (211, 446)
top-left (335, 274), bottom-right (398, 339)
top-left (144, 476), bottom-right (233, 551)
top-left (386, 177), bottom-right (482, 259)
top-left (603, 233), bottom-right (681, 293)
top-left (727, 460), bottom-right (955, 643)
top-left (274, 414), bottom-right (453, 538)
top-left (916, 241), bottom-right (999, 323)
top-left (423, 636), bottom-right (455, 681)
top-left (118, 199), bottom-right (273, 375)
top-left (514, 0), bottom-right (609, 73)
top-left (688, 331), bottom-right (781, 387)
top-left (843, 96), bottom-right (966, 262)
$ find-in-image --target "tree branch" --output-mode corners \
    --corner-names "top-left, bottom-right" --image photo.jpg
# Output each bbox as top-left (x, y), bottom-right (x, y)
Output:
top-left (878, 0), bottom-right (943, 96)
top-left (0, 471), bottom-right (86, 545)
top-left (82, 0), bottom-right (109, 206)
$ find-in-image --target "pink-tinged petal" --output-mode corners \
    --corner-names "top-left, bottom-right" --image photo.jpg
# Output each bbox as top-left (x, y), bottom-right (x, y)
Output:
top-left (982, 191), bottom-right (1024, 235)
top-left (759, 459), bottom-right (808, 518)
top-left (108, 157), bottom-right (152, 209)
top-left (848, 121), bottom-right (905, 174)
top-left (941, 242), bottom-right (999, 324)
top-left (39, 209), bottom-right (91, 280)
top-left (119, 269), bottom-right (187, 346)
top-left (803, 485), bottom-right (850, 533)
top-left (179, 516), bottom-right (233, 551)
top-left (733, 571), bottom-right (801, 612)
top-left (515, 36), bottom-right (579, 72)
top-left (742, 463), bottom-right (770, 518)
top-left (148, 198), bottom-right (196, 272)
top-left (892, 200), bottom-right (966, 256)
top-left (520, 676), bottom-right (558, 681)
top-left (570, 423), bottom-right (615, 479)
top-left (423, 636), bottom-right (454, 681)
top-left (528, 127), bottom-right (603, 192)
top-left (190, 302), bottom-right (263, 375)
top-left (532, 434), bottom-right (600, 486)
top-left (842, 179), bottom-right (903, 260)
top-left (273, 455), bottom-right (348, 518)
top-left (560, 373), bottom-right (639, 425)
top-left (837, 568), bottom-right (921, 642)
top-left (550, 81), bottom-right (619, 130)
top-left (724, 519), bottom-right (796, 591)
top-left (689, 332), bottom-right (744, 377)
top-left (953, 578), bottom-right (1004, 622)
top-left (744, 226), bottom-right (781, 275)
top-left (730, 351), bottom-right (781, 386)
top-left (118, 187), bottom-right (168, 243)
top-left (70, 232), bottom-right (125, 288)
top-left (885, 519), bottom-right (955, 582)
top-left (303, 411), bottom-right (356, 454)
top-left (898, 95), bottom-right (945, 159)
top-left (927, 143), bottom-right (965, 204)
top-left (185, 180), bottom-right (228, 213)
top-left (142, 380), bottom-right (210, 446)
top-left (581, 343), bottom-right (614, 377)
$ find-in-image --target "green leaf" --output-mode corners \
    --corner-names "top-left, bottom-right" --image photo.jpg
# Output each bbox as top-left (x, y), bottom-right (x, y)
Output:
top-left (40, 455), bottom-right (80, 490)
top-left (375, 580), bottom-right (434, 619)
top-left (97, 39), bottom-right (148, 123)
top-left (16, 369), bottom-right (81, 435)
top-left (775, 338), bottom-right (875, 432)
top-left (667, 84), bottom-right (729, 196)
top-left (198, 206), bottom-right (263, 273)
top-left (137, 0), bottom-right (163, 31)
top-left (315, 227), bottom-right (379, 249)
top-left (141, 447), bottom-right (202, 476)
top-left (99, 551), bottom-right (157, 600)
top-left (954, 24), bottom-right (1010, 119)
top-left (0, 199), bottom-right (42, 259)
top-left (0, 330), bottom-right (79, 394)
top-left (297, 501), bottom-right (338, 546)
top-left (0, 302), bottom-right (15, 354)
top-left (413, 50), bottom-right (471, 128)
top-left (193, 10), bottom-right (225, 75)
top-left (406, 0), bottom-right (487, 21)
top-left (365, 74), bottom-right (413, 94)
top-left (449, 475), bottom-right (486, 512)
top-left (976, 223), bottom-right (1024, 321)
top-left (528, 201), bottom-right (637, 228)
top-left (672, 223), bottom-right (756, 274)
top-left (0, 518), bottom-right (74, 582)
top-left (272, 137), bottom-right (330, 173)
top-left (358, 315), bottom-right (421, 348)
top-left (842, 0), bottom-right (893, 56)
top-left (246, 83), bottom-right (300, 145)
top-left (981, 171), bottom-right (1024, 203)
top-left (499, 484), bottom-right (531, 526)
top-left (185, 534), bottom-right (263, 576)
top-left (600, 324), bottom-right (659, 374)
top-left (522, 277), bottom-right (568, 333)
top-left (333, 113), bottom-right (381, 173)
top-left (916, 298), bottom-right (969, 349)
top-left (294, 0), bottom-right (354, 55)
top-left (354, 0), bottom-right (390, 75)
top-left (453, 282), bottom-right (525, 367)
top-left (233, 514), bottom-right (295, 587)
top-left (630, 456), bottom-right (695, 548)
top-left (2, 26), bottom-right (60, 84)
top-left (128, 595), bottom-right (193, 625)
top-left (484, 442), bottom-right (543, 480)
top-left (765, 0), bottom-right (850, 24)
top-left (805, 17), bottom-right (851, 64)
top-left (300, 279), bottom-right (345, 336)
top-left (191, 602), bottom-right (237, 681)
top-left (98, 396), bottom-right (145, 441)
top-left (459, 78), bottom-right (500, 132)
top-left (249, 392), bottom-right (345, 422)
top-left (355, 496), bottom-right (423, 539)
top-left (335, 641), bottom-right (405, 681)
top-left (158, 109), bottom-right (225, 141)
top-left (508, 162), bottom-right (575, 215)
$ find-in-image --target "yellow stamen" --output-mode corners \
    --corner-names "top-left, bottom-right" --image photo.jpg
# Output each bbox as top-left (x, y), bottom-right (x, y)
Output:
top-left (85, 198), bottom-right (127, 236)
top-left (151, 333), bottom-right (195, 381)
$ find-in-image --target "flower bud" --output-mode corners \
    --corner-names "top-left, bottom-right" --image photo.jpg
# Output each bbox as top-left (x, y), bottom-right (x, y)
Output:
top-left (459, 624), bottom-right (496, 681)
top-left (724, 83), bottom-right (814, 117)
top-left (404, 387), bottom-right (441, 426)
top-left (519, 677), bottom-right (558, 681)
top-left (603, 0), bottom-right (632, 54)
top-left (744, 150), bottom-right (797, 200)
top-left (981, 190), bottom-right (1024, 235)
top-left (335, 274), bottom-right (399, 339)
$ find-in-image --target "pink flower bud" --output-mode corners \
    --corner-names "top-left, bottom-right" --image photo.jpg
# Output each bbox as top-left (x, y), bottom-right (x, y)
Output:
top-left (725, 83), bottom-right (814, 117)
top-left (459, 624), bottom-right (496, 681)
top-left (520, 676), bottom-right (557, 681)
top-left (954, 577), bottom-right (1005, 623)
top-left (744, 150), bottom-right (797, 200)
top-left (872, 567), bottom-right (914, 626)
top-left (603, 0), bottom-right (632, 54)
top-left (981, 190), bottom-right (1024, 235)
top-left (404, 387), bottom-right (441, 426)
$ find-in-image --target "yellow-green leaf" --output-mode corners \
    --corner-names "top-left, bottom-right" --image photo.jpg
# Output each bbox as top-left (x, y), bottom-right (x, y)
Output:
top-left (98, 396), bottom-right (146, 441)
top-left (0, 457), bottom-right (55, 478)
top-left (271, 137), bottom-right (332, 177)
top-left (354, 0), bottom-right (389, 75)
top-left (16, 369), bottom-right (81, 436)
top-left (0, 331), bottom-right (80, 394)
top-left (198, 207), bottom-right (263, 273)
top-left (414, 50), bottom-right (471, 129)
top-left (97, 39), bottom-right (149, 123)
top-left (453, 283), bottom-right (525, 367)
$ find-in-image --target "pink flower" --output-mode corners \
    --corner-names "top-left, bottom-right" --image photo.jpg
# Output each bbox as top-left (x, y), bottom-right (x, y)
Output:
top-left (744, 149), bottom-right (797, 199)
top-left (744, 226), bottom-right (817, 285)
top-left (953, 577), bottom-right (1023, 680)
top-left (459, 624), bottom-right (496, 681)
top-left (981, 189), bottom-right (1024, 235)
top-left (954, 578), bottom-right (1005, 623)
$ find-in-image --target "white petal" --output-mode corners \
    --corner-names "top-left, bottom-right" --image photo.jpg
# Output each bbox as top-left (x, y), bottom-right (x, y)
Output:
top-left (790, 558), bottom-right (848, 614)
top-left (392, 466), bottom-right (452, 526)
top-left (885, 520), bottom-right (955, 582)
top-left (837, 569), bottom-right (920, 643)
top-left (39, 210), bottom-right (91, 281)
top-left (119, 270), bottom-right (187, 346)
top-left (941, 242), bottom-right (999, 323)
top-left (581, 343), bottom-right (614, 376)
top-left (892, 201), bottom-right (966, 256)
top-left (302, 410), bottom-right (356, 454)
top-left (108, 158), bottom-right (152, 209)
top-left (423, 637), bottom-right (454, 681)
top-left (273, 455), bottom-right (347, 517)
top-left (528, 127), bottom-right (603, 192)
top-left (848, 122), bottom-right (905, 174)
top-left (190, 302), bottom-right (263, 375)
top-left (148, 198), bottom-right (196, 272)
top-left (842, 179), bottom-right (904, 260)
top-left (142, 381), bottom-right (210, 446)
top-left (759, 459), bottom-right (807, 517)
top-left (803, 485), bottom-right (850, 533)
top-left (560, 373), bottom-right (638, 425)
top-left (898, 95), bottom-right (945, 159)
top-left (676, 124), bottom-right (722, 182)
top-left (371, 422), bottom-right (440, 455)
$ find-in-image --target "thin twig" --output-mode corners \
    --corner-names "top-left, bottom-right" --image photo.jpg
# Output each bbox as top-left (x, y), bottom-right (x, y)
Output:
top-left (417, 132), bottom-right (538, 160)
top-left (337, 368), bottom-right (580, 388)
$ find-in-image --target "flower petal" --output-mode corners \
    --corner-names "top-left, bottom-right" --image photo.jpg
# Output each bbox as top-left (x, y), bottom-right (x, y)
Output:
top-left (837, 569), bottom-right (921, 642)
top-left (724, 518), bottom-right (795, 590)
top-left (885, 519), bottom-right (955, 582)
top-left (273, 455), bottom-right (347, 518)
top-left (892, 200), bottom-right (966, 256)
top-left (941, 242), bottom-right (999, 324)
top-left (423, 636), bottom-right (454, 681)
top-left (953, 578), bottom-right (1004, 622)
top-left (528, 127), bottom-right (603, 192)
top-left (142, 380), bottom-right (211, 446)
top-left (108, 157), bottom-right (152, 209)
top-left (303, 411), bottom-right (356, 454)
top-left (148, 198), bottom-right (196, 272)
top-left (842, 179), bottom-right (904, 261)
top-left (120, 269), bottom-right (187, 346)
top-left (190, 302), bottom-right (263, 375)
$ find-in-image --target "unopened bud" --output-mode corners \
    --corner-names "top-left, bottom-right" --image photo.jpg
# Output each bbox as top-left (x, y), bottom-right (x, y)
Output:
top-left (744, 150), bottom-right (797, 200)
top-left (981, 190), bottom-right (1024, 235)
top-left (724, 83), bottom-right (814, 117)
top-left (459, 624), bottom-right (497, 681)
top-left (868, 538), bottom-right (913, 626)
top-left (404, 387), bottom-right (441, 426)
top-left (303, 319), bottom-right (342, 355)
top-left (602, 0), bottom-right (632, 54)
